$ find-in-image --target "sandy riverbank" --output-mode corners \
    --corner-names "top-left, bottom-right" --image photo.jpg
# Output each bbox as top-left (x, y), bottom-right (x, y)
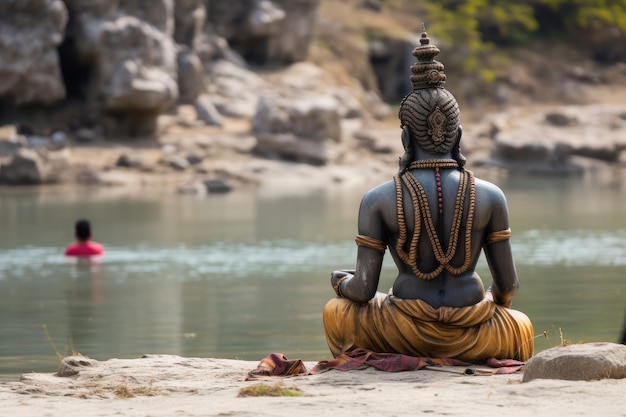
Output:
top-left (1, 353), bottom-right (625, 417)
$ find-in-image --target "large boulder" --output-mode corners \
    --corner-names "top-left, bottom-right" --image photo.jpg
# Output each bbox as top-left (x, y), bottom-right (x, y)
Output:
top-left (62, 0), bottom-right (179, 136)
top-left (0, 0), bottom-right (68, 105)
top-left (206, 60), bottom-right (267, 118)
top-left (206, 0), bottom-right (320, 66)
top-left (253, 93), bottom-right (342, 141)
top-left (0, 148), bottom-right (69, 185)
top-left (252, 92), bottom-right (342, 165)
top-left (523, 342), bottom-right (626, 382)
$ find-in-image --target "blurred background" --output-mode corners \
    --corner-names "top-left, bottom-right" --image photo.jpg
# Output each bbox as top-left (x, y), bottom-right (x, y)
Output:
top-left (1, 0), bottom-right (625, 380)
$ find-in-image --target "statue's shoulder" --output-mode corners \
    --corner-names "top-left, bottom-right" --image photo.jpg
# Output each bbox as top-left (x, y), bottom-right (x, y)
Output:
top-left (360, 179), bottom-right (396, 208)
top-left (473, 176), bottom-right (508, 205)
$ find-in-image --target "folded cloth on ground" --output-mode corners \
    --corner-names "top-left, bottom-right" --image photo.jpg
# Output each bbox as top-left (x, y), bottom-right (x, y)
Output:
top-left (246, 348), bottom-right (526, 379)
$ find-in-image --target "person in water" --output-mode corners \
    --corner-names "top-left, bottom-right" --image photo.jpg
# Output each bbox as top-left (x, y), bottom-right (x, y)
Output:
top-left (64, 219), bottom-right (105, 257)
top-left (323, 30), bottom-right (534, 362)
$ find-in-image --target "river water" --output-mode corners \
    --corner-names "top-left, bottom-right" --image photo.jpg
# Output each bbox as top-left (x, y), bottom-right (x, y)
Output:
top-left (1, 177), bottom-right (625, 381)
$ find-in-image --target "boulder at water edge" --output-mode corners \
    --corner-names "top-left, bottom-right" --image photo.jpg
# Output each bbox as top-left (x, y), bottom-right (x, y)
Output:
top-left (523, 342), bottom-right (626, 382)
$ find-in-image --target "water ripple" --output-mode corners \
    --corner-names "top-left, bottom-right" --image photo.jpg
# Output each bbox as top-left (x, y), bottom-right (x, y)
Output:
top-left (0, 240), bottom-right (357, 281)
top-left (1, 229), bottom-right (625, 281)
top-left (514, 229), bottom-right (626, 266)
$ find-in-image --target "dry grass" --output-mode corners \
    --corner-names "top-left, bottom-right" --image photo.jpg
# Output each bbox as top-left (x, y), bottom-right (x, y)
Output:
top-left (238, 382), bottom-right (303, 397)
top-left (537, 327), bottom-right (589, 349)
top-left (111, 382), bottom-right (161, 399)
top-left (42, 324), bottom-right (84, 361)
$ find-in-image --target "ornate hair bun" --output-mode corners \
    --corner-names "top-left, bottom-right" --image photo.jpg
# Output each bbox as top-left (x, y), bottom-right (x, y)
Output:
top-left (409, 28), bottom-right (446, 89)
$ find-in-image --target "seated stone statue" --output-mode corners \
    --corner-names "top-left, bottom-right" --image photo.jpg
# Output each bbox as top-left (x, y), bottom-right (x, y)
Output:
top-left (323, 30), bottom-right (534, 362)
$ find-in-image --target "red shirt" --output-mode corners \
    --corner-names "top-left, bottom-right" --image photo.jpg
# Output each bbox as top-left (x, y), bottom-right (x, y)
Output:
top-left (64, 241), bottom-right (105, 257)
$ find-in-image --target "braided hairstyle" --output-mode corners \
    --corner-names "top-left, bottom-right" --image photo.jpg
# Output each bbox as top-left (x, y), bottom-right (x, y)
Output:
top-left (397, 29), bottom-right (465, 173)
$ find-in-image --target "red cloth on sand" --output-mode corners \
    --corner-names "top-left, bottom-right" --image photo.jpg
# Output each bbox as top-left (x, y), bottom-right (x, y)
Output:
top-left (246, 348), bottom-right (526, 379)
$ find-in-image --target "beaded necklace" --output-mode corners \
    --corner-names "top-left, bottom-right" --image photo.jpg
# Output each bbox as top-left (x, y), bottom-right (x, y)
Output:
top-left (394, 159), bottom-right (476, 280)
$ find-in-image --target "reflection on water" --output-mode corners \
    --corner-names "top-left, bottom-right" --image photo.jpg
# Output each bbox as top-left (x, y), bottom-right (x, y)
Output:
top-left (0, 178), bottom-right (625, 381)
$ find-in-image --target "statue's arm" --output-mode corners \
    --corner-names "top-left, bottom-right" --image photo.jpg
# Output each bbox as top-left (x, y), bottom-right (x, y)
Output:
top-left (331, 190), bottom-right (386, 303)
top-left (483, 189), bottom-right (519, 308)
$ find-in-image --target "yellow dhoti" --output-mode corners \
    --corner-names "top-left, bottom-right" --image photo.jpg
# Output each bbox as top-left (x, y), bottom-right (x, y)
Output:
top-left (323, 292), bottom-right (534, 362)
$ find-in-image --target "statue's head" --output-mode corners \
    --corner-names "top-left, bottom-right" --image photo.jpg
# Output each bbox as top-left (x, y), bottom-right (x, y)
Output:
top-left (398, 29), bottom-right (464, 168)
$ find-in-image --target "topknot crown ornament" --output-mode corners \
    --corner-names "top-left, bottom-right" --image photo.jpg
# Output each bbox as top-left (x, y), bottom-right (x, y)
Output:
top-left (409, 26), bottom-right (446, 89)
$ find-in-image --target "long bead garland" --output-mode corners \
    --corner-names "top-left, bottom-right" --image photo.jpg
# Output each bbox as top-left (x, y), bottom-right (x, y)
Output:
top-left (393, 160), bottom-right (476, 280)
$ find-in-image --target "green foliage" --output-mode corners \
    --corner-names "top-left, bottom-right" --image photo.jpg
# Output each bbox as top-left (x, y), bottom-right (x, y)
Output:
top-left (421, 1), bottom-right (494, 79)
top-left (421, 0), bottom-right (626, 45)
top-left (398, 0), bottom-right (626, 81)
top-left (525, 0), bottom-right (626, 39)
top-left (574, 0), bottom-right (626, 32)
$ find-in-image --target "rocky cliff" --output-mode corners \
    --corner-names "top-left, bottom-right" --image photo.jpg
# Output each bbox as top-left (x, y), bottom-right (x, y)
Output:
top-left (0, 0), bottom-right (322, 136)
top-left (1, 0), bottom-right (625, 190)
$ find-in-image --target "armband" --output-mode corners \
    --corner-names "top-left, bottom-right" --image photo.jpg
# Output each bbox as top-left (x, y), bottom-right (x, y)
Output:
top-left (485, 228), bottom-right (512, 245)
top-left (355, 234), bottom-right (386, 253)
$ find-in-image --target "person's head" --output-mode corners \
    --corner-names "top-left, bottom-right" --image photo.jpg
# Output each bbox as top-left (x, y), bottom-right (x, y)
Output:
top-left (75, 219), bottom-right (92, 242)
top-left (397, 29), bottom-right (465, 171)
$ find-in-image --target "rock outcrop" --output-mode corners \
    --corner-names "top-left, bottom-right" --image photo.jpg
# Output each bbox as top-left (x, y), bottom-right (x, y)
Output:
top-left (0, 0), bottom-right (321, 138)
top-left (469, 104), bottom-right (626, 177)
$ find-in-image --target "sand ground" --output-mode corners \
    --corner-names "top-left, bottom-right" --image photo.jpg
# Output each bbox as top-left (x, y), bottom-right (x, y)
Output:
top-left (0, 354), bottom-right (624, 417)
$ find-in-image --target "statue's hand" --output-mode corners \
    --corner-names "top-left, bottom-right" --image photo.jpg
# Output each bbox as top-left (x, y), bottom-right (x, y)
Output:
top-left (486, 286), bottom-right (513, 308)
top-left (330, 270), bottom-right (348, 286)
top-left (331, 270), bottom-right (354, 296)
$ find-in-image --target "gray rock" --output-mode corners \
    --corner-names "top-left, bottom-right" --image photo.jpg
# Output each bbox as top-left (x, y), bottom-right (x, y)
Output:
top-left (75, 169), bottom-right (101, 185)
top-left (185, 153), bottom-right (203, 165)
top-left (363, 91), bottom-right (392, 120)
top-left (0, 0), bottom-right (68, 105)
top-left (361, 0), bottom-right (382, 12)
top-left (253, 133), bottom-right (332, 166)
top-left (354, 130), bottom-right (395, 154)
top-left (251, 92), bottom-right (344, 165)
top-left (488, 104), bottom-right (626, 174)
top-left (523, 342), bottom-right (626, 382)
top-left (178, 180), bottom-right (207, 195)
top-left (207, 0), bottom-right (320, 66)
top-left (174, 0), bottom-right (206, 47)
top-left (25, 135), bottom-right (52, 149)
top-left (252, 93), bottom-right (342, 142)
top-left (163, 153), bottom-right (189, 171)
top-left (330, 88), bottom-right (362, 119)
top-left (104, 48), bottom-right (177, 113)
top-left (177, 48), bottom-right (206, 104)
top-left (56, 355), bottom-right (99, 377)
top-left (269, 0), bottom-right (320, 64)
top-left (545, 112), bottom-right (579, 127)
top-left (0, 136), bottom-right (26, 157)
top-left (67, 1), bottom-right (179, 136)
top-left (74, 128), bottom-right (99, 143)
top-left (0, 148), bottom-right (69, 185)
top-left (207, 60), bottom-right (266, 118)
top-left (194, 95), bottom-right (224, 127)
top-left (203, 178), bottom-right (233, 194)
top-left (50, 131), bottom-right (68, 149)
top-left (115, 154), bottom-right (144, 169)
top-left (0, 148), bottom-right (48, 184)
